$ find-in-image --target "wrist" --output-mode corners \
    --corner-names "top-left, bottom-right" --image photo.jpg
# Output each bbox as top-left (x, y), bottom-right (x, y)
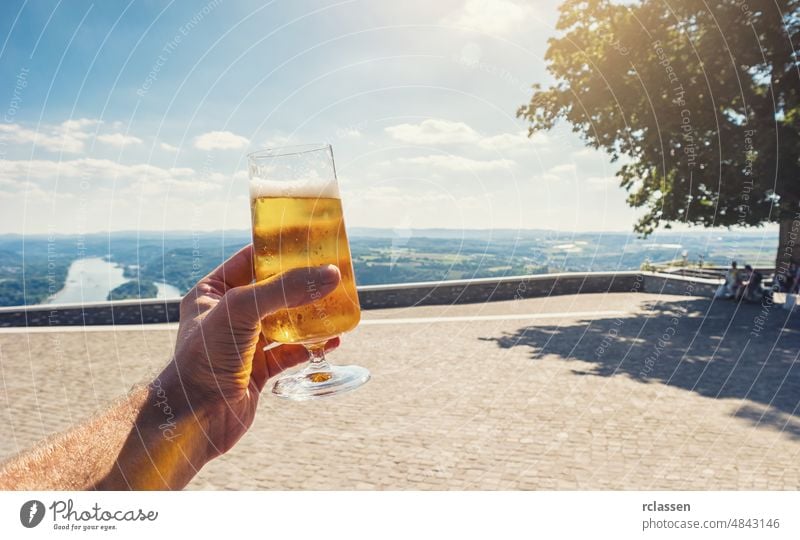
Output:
top-left (151, 361), bottom-right (216, 467)
top-left (94, 369), bottom-right (215, 490)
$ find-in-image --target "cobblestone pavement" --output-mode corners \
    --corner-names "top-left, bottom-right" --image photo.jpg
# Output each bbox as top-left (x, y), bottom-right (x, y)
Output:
top-left (1, 292), bottom-right (799, 489)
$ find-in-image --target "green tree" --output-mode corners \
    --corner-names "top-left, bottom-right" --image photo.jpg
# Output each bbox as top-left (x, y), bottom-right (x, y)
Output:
top-left (107, 280), bottom-right (158, 301)
top-left (519, 0), bottom-right (800, 272)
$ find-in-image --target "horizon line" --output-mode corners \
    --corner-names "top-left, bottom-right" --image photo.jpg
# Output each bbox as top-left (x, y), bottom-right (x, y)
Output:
top-left (0, 225), bottom-right (780, 238)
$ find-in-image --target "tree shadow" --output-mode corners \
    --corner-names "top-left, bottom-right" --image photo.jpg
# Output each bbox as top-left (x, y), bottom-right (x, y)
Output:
top-left (483, 298), bottom-right (800, 438)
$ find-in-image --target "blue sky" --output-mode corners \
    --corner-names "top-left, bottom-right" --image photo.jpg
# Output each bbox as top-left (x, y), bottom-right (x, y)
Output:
top-left (0, 0), bottom-right (643, 234)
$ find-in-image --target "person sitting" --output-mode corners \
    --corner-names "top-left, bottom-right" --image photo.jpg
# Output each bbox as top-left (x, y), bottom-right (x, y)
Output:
top-left (785, 262), bottom-right (799, 294)
top-left (742, 264), bottom-right (766, 302)
top-left (793, 264), bottom-right (800, 294)
top-left (776, 262), bottom-right (796, 293)
top-left (723, 261), bottom-right (741, 299)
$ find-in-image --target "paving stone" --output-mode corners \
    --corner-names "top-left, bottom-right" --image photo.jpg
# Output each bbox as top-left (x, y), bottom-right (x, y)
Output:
top-left (0, 292), bottom-right (798, 489)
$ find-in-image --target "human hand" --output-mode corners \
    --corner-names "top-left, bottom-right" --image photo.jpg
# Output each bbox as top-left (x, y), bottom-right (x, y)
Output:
top-left (159, 245), bottom-right (341, 461)
top-left (0, 245), bottom-right (342, 491)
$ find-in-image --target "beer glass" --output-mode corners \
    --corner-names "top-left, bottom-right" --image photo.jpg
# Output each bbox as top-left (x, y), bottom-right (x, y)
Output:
top-left (248, 143), bottom-right (369, 400)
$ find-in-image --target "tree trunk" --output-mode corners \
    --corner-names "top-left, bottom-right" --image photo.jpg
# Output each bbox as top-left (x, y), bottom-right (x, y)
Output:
top-left (775, 213), bottom-right (800, 277)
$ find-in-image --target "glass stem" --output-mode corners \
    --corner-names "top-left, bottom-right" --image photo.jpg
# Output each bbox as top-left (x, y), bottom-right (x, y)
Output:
top-left (306, 342), bottom-right (331, 373)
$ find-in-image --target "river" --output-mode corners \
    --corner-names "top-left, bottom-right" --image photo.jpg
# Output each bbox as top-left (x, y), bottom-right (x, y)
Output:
top-left (154, 281), bottom-right (182, 299)
top-left (47, 257), bottom-right (181, 304)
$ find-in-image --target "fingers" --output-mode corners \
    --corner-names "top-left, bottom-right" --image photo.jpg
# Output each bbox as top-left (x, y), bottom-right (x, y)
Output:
top-left (264, 337), bottom-right (341, 380)
top-left (249, 334), bottom-right (270, 392)
top-left (224, 264), bottom-right (341, 328)
top-left (204, 244), bottom-right (255, 290)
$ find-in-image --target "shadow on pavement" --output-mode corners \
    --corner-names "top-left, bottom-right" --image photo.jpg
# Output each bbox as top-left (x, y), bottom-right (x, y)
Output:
top-left (483, 297), bottom-right (800, 438)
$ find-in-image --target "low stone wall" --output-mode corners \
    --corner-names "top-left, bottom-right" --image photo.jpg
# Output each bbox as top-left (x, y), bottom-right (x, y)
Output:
top-left (643, 272), bottom-right (721, 297)
top-left (0, 299), bottom-right (180, 327)
top-left (0, 271), bottom-right (720, 327)
top-left (357, 271), bottom-right (641, 309)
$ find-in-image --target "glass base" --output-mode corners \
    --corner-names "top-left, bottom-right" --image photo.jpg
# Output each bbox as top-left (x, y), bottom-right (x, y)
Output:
top-left (272, 364), bottom-right (370, 401)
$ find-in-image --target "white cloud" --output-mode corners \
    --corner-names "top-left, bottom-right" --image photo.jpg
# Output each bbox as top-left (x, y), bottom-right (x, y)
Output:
top-left (478, 133), bottom-right (524, 151)
top-left (193, 130), bottom-right (250, 151)
top-left (349, 185), bottom-right (452, 204)
top-left (345, 185), bottom-right (492, 229)
top-left (394, 154), bottom-right (514, 172)
top-left (97, 133), bottom-right (143, 147)
top-left (385, 119), bottom-right (479, 145)
top-left (59, 118), bottom-right (100, 132)
top-left (458, 42), bottom-right (483, 67)
top-left (0, 179), bottom-right (48, 199)
top-left (0, 158), bottom-right (224, 195)
top-left (231, 170), bottom-right (249, 183)
top-left (478, 131), bottom-right (548, 151)
top-left (572, 147), bottom-right (601, 159)
top-left (444, 0), bottom-right (534, 35)
top-left (547, 163), bottom-right (577, 176)
top-left (586, 176), bottom-right (620, 190)
top-left (385, 120), bottom-right (548, 155)
top-left (160, 142), bottom-right (179, 152)
top-left (526, 132), bottom-right (549, 146)
top-left (0, 119), bottom-right (100, 153)
top-left (262, 134), bottom-right (296, 148)
top-left (335, 127), bottom-right (362, 139)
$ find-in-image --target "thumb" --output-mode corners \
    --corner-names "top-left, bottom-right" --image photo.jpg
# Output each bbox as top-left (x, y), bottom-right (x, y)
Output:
top-left (222, 264), bottom-right (341, 327)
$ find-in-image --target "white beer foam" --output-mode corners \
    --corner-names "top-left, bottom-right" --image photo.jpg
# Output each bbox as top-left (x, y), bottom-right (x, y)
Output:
top-left (249, 177), bottom-right (340, 200)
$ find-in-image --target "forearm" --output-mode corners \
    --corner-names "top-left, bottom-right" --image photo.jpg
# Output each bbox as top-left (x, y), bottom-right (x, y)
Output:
top-left (0, 386), bottom-right (147, 490)
top-left (0, 366), bottom-right (213, 490)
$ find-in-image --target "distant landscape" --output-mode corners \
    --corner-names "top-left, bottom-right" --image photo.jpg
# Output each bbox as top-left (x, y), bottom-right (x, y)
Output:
top-left (0, 228), bottom-right (779, 307)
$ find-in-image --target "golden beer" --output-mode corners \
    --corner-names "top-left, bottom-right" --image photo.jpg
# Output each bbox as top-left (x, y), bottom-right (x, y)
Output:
top-left (251, 195), bottom-right (361, 344)
top-left (248, 143), bottom-right (369, 400)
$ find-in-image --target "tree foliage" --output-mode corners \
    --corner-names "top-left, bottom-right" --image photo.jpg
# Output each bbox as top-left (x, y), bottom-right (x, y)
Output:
top-left (106, 280), bottom-right (158, 301)
top-left (519, 0), bottom-right (800, 261)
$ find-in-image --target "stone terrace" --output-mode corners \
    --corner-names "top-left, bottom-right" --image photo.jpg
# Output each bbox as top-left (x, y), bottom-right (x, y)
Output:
top-left (1, 292), bottom-right (799, 489)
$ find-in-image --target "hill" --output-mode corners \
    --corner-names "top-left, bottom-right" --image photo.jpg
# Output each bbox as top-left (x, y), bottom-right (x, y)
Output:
top-left (0, 228), bottom-right (778, 306)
